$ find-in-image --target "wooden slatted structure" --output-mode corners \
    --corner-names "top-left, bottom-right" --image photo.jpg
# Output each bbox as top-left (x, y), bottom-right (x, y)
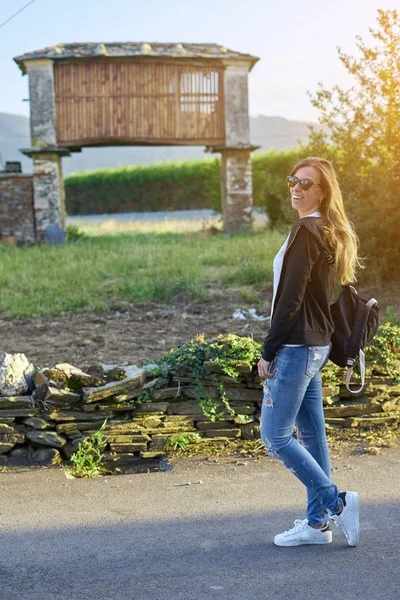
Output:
top-left (15, 43), bottom-right (259, 234)
top-left (54, 60), bottom-right (225, 147)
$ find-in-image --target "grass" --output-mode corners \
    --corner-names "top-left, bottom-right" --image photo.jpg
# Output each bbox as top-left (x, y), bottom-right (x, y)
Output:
top-left (0, 222), bottom-right (284, 318)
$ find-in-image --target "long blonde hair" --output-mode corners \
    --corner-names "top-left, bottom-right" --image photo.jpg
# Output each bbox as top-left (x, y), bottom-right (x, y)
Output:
top-left (291, 157), bottom-right (363, 285)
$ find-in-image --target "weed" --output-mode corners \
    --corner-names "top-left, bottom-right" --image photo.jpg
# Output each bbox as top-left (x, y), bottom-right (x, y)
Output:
top-left (234, 414), bottom-right (254, 424)
top-left (67, 420), bottom-right (108, 478)
top-left (163, 432), bottom-right (202, 451)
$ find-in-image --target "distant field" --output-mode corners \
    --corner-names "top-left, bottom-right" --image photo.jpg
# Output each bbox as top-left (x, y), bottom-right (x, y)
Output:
top-left (0, 220), bottom-right (282, 318)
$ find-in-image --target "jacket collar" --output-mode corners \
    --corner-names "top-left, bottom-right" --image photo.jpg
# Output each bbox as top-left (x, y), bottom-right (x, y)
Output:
top-left (288, 216), bottom-right (324, 248)
top-left (287, 216), bottom-right (335, 268)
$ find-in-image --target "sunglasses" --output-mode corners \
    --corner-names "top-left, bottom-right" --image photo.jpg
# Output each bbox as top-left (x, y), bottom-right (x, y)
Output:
top-left (287, 175), bottom-right (322, 191)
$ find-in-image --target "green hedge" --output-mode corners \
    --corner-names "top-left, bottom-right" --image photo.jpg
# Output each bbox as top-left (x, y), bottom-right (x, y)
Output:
top-left (65, 159), bottom-right (221, 215)
top-left (64, 149), bottom-right (308, 218)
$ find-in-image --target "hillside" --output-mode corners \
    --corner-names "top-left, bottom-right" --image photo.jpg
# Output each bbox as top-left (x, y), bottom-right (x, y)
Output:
top-left (0, 112), bottom-right (316, 175)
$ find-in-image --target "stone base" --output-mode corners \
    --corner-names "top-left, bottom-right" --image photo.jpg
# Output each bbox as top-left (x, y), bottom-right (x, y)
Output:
top-left (219, 148), bottom-right (255, 234)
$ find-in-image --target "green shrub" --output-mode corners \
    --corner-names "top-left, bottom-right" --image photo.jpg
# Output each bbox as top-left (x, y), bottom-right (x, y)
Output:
top-left (158, 333), bottom-right (262, 421)
top-left (382, 306), bottom-right (400, 327)
top-left (66, 224), bottom-right (86, 241)
top-left (68, 421), bottom-right (108, 478)
top-left (364, 322), bottom-right (400, 378)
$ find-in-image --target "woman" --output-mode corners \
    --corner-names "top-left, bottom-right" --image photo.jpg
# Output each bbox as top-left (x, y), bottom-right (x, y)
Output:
top-left (257, 157), bottom-right (363, 547)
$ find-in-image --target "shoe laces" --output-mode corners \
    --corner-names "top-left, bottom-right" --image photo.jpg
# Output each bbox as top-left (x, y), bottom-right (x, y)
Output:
top-left (284, 518), bottom-right (308, 534)
top-left (331, 513), bottom-right (344, 531)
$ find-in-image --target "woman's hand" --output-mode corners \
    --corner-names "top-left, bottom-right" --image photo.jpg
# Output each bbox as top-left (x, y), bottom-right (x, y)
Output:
top-left (258, 357), bottom-right (276, 379)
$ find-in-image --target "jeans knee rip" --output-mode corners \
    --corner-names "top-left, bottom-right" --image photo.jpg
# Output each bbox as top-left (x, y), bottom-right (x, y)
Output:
top-left (263, 384), bottom-right (273, 407)
top-left (260, 422), bottom-right (278, 458)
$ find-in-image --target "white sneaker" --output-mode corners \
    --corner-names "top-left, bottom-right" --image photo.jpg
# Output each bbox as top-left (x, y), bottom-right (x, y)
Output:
top-left (330, 491), bottom-right (360, 547)
top-left (274, 518), bottom-right (332, 547)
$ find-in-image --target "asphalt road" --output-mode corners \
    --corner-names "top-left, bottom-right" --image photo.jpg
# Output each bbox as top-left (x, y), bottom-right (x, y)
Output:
top-left (1, 447), bottom-right (399, 600)
top-left (66, 208), bottom-right (268, 225)
top-left (66, 209), bottom-right (219, 225)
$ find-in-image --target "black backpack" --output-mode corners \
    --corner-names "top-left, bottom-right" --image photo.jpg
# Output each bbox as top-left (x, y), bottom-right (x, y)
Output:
top-left (329, 285), bottom-right (380, 394)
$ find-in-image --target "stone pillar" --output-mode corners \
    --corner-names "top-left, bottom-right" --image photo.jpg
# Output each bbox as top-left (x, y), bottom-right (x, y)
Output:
top-left (223, 61), bottom-right (251, 147)
top-left (220, 148), bottom-right (253, 233)
top-left (21, 149), bottom-right (69, 240)
top-left (214, 60), bottom-right (258, 234)
top-left (25, 59), bottom-right (57, 147)
top-left (21, 59), bottom-right (69, 240)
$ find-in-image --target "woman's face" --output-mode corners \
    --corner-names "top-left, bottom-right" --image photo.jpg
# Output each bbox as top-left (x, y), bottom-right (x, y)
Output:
top-left (290, 166), bottom-right (324, 218)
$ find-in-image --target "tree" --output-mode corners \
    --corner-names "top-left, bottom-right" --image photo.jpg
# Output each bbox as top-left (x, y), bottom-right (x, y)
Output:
top-left (308, 9), bottom-right (400, 282)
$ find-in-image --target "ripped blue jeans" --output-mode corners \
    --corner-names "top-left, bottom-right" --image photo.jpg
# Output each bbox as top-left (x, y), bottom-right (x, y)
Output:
top-left (260, 344), bottom-right (342, 527)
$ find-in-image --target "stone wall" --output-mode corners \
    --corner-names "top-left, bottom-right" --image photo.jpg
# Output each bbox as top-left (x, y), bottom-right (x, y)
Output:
top-left (0, 174), bottom-right (36, 244)
top-left (0, 353), bottom-right (399, 470)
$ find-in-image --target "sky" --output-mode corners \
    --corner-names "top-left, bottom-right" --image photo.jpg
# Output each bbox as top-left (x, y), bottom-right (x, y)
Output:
top-left (0, 0), bottom-right (398, 122)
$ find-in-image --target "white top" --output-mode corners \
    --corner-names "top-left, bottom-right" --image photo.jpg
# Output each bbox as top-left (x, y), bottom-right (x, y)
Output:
top-left (270, 211), bottom-right (321, 348)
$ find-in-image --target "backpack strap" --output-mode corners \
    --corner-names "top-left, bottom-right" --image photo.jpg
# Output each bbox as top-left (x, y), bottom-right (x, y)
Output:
top-left (345, 349), bottom-right (366, 395)
top-left (297, 219), bottom-right (335, 270)
top-left (347, 298), bottom-right (371, 359)
top-left (322, 248), bottom-right (335, 269)
top-left (345, 297), bottom-right (378, 394)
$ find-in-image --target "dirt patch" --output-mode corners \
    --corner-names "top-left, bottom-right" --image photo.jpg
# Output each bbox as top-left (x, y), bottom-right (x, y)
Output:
top-left (0, 289), bottom-right (270, 369)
